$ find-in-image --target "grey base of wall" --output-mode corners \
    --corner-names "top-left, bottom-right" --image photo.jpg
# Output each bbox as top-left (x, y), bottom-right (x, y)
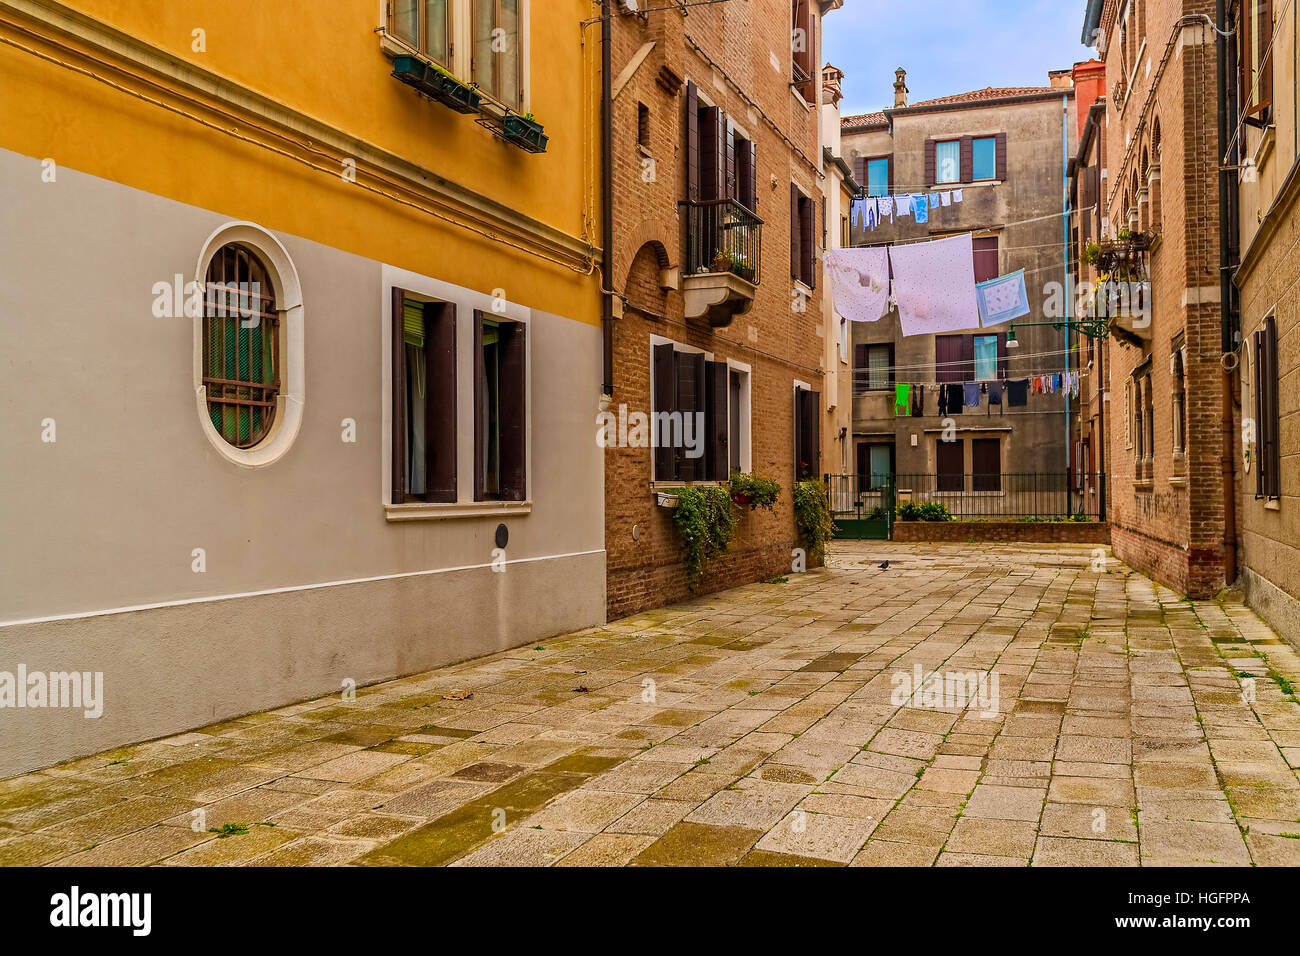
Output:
top-left (1242, 567), bottom-right (1300, 644)
top-left (0, 552), bottom-right (605, 779)
top-left (890, 522), bottom-right (1111, 545)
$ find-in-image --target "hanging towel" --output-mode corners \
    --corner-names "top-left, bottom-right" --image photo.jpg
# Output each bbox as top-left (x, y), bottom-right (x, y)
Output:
top-left (895, 195), bottom-right (912, 218)
top-left (941, 191), bottom-right (952, 206)
top-left (953, 189), bottom-right (964, 203)
top-left (912, 193), bottom-right (929, 224)
top-left (975, 268), bottom-right (1031, 327)
top-left (825, 248), bottom-right (891, 323)
top-left (929, 193), bottom-right (941, 209)
top-left (894, 383), bottom-right (911, 417)
top-left (1007, 378), bottom-right (1029, 407)
top-left (888, 232), bottom-right (981, 337)
top-left (911, 383), bottom-right (925, 417)
top-left (963, 382), bottom-right (981, 408)
top-left (879, 195), bottom-right (894, 220)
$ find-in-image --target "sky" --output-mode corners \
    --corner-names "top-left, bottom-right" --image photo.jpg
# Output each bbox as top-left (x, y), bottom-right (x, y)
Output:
top-left (824, 0), bottom-right (1098, 117)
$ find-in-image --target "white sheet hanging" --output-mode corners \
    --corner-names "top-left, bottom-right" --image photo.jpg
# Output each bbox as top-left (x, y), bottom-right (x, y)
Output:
top-left (825, 247), bottom-right (891, 323)
top-left (888, 233), bottom-right (981, 336)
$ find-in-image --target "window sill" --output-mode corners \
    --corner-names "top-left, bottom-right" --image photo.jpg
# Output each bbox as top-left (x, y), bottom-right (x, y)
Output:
top-left (1133, 480), bottom-right (1154, 492)
top-left (1264, 499), bottom-right (1281, 512)
top-left (1168, 476), bottom-right (1187, 488)
top-left (385, 500), bottom-right (533, 522)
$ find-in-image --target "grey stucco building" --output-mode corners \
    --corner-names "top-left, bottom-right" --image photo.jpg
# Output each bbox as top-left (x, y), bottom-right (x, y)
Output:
top-left (838, 70), bottom-right (1083, 517)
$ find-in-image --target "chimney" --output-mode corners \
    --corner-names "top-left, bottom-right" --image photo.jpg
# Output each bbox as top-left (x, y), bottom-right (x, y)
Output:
top-left (893, 67), bottom-right (909, 108)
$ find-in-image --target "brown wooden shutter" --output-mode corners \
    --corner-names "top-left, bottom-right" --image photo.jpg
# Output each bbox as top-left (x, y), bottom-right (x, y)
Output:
top-left (994, 132), bottom-right (1008, 181)
top-left (887, 343), bottom-right (897, 387)
top-left (705, 360), bottom-right (729, 481)
top-left (924, 140), bottom-right (937, 186)
top-left (685, 81), bottom-right (700, 202)
top-left (498, 321), bottom-right (526, 500)
top-left (971, 438), bottom-right (1001, 491)
top-left (936, 438), bottom-right (963, 491)
top-left (391, 288), bottom-right (409, 504)
top-left (1081, 165), bottom-right (1097, 208)
top-left (653, 343), bottom-right (677, 481)
top-left (959, 335), bottom-right (975, 382)
top-left (425, 301), bottom-right (458, 503)
top-left (996, 332), bottom-right (1009, 378)
top-left (699, 105), bottom-right (721, 200)
top-left (973, 236), bottom-right (1000, 283)
top-left (853, 343), bottom-right (868, 394)
top-left (725, 124), bottom-right (736, 200)
top-left (935, 335), bottom-right (962, 384)
top-left (790, 183), bottom-right (801, 279)
top-left (796, 388), bottom-right (820, 479)
top-left (854, 156), bottom-right (867, 187)
top-left (676, 350), bottom-right (705, 482)
top-left (887, 156), bottom-right (894, 194)
top-left (802, 196), bottom-right (816, 288)
top-left (1259, 0), bottom-right (1274, 113)
top-left (959, 135), bottom-right (974, 183)
top-left (473, 313), bottom-right (485, 500)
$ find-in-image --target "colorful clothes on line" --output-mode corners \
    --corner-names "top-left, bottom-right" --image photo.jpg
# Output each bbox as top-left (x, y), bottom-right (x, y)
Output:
top-left (912, 194), bottom-right (929, 224)
top-left (894, 383), bottom-right (911, 416)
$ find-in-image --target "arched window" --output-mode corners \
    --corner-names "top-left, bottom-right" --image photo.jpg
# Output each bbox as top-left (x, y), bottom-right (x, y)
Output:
top-left (1152, 116), bottom-right (1161, 158)
top-left (203, 244), bottom-right (280, 448)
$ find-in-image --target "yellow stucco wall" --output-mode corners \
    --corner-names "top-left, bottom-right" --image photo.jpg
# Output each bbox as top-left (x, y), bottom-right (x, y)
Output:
top-left (0, 0), bottom-right (600, 325)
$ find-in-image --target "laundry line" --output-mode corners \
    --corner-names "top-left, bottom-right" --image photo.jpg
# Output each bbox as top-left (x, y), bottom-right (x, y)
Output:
top-left (847, 204), bottom-right (1097, 249)
top-left (847, 346), bottom-right (1083, 377)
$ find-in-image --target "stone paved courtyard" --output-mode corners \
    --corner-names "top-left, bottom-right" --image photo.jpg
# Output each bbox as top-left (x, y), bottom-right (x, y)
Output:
top-left (3, 542), bottom-right (1300, 867)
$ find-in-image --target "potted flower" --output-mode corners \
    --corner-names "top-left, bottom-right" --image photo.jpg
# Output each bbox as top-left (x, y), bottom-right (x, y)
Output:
top-left (712, 248), bottom-right (734, 274)
top-left (728, 472), bottom-right (780, 511)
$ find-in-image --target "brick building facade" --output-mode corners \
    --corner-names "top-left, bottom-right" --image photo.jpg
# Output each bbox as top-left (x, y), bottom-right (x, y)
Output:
top-left (603, 1), bottom-right (837, 618)
top-left (1087, 0), bottom-right (1241, 598)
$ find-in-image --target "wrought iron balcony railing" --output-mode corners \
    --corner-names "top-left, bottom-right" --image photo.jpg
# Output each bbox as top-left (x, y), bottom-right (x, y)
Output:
top-left (679, 198), bottom-right (763, 286)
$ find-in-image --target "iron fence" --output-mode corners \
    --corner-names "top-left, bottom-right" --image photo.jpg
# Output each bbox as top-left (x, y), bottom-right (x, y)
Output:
top-left (826, 472), bottom-right (1106, 523)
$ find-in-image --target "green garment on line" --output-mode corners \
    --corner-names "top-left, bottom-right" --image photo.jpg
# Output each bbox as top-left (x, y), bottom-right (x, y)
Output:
top-left (895, 383), bottom-right (911, 417)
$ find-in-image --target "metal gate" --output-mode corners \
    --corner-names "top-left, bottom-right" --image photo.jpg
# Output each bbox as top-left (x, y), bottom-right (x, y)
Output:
top-left (825, 474), bottom-right (894, 540)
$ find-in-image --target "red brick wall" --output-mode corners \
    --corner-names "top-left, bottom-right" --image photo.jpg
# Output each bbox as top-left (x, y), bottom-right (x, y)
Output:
top-left (1100, 0), bottom-right (1239, 598)
top-left (605, 3), bottom-right (826, 619)
top-left (891, 521), bottom-right (1112, 544)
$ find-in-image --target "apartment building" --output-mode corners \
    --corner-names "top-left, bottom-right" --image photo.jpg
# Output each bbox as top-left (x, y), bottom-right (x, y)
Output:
top-left (603, 0), bottom-right (839, 618)
top-left (841, 70), bottom-right (1080, 511)
top-left (0, 0), bottom-right (605, 775)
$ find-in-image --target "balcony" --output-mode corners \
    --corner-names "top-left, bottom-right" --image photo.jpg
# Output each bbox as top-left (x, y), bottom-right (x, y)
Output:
top-left (679, 199), bottom-right (762, 328)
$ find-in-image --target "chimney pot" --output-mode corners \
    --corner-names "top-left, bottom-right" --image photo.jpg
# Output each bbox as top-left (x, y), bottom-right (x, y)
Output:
top-left (893, 67), bottom-right (908, 108)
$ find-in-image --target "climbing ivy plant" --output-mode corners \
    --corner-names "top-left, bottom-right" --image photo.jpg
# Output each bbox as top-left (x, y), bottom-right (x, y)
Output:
top-left (792, 479), bottom-right (834, 563)
top-left (667, 486), bottom-right (737, 589)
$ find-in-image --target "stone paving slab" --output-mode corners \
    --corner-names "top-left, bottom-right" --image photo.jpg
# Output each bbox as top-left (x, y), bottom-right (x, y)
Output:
top-left (2, 542), bottom-right (1299, 867)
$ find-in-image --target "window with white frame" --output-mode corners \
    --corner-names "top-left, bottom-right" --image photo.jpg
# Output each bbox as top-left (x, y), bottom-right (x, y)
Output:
top-left (651, 338), bottom-right (750, 483)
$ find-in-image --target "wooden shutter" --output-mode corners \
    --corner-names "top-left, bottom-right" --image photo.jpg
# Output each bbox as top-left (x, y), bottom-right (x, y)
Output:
top-left (425, 301), bottom-right (458, 503)
top-left (887, 343), bottom-right (897, 387)
top-left (796, 388), bottom-right (820, 479)
top-left (853, 343), bottom-right (868, 394)
top-left (653, 343), bottom-right (677, 481)
top-left (1259, 0), bottom-right (1274, 113)
top-left (497, 321), bottom-right (526, 501)
top-left (801, 196), bottom-right (816, 288)
top-left (973, 236), bottom-right (1000, 283)
top-left (1256, 317), bottom-right (1280, 498)
top-left (705, 360), bottom-right (729, 481)
top-left (676, 350), bottom-right (705, 482)
top-left (959, 135), bottom-right (974, 183)
top-left (854, 156), bottom-right (867, 187)
top-left (996, 332), bottom-right (1009, 378)
top-left (972, 438), bottom-right (1001, 491)
top-left (1081, 165), bottom-right (1097, 208)
top-left (725, 124), bottom-right (736, 200)
top-left (994, 132), bottom-right (1008, 182)
top-left (685, 81), bottom-right (700, 202)
top-left (700, 105), bottom-right (722, 200)
top-left (888, 156), bottom-right (894, 194)
top-left (473, 314), bottom-right (485, 499)
top-left (736, 139), bottom-right (755, 210)
top-left (923, 140), bottom-right (937, 186)
top-left (391, 288), bottom-right (409, 504)
top-left (936, 439), bottom-right (964, 492)
top-left (935, 334), bottom-right (965, 384)
top-left (790, 183), bottom-right (801, 279)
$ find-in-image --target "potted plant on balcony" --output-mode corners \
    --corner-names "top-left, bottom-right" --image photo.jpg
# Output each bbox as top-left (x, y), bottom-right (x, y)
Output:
top-left (501, 112), bottom-right (548, 153)
top-left (711, 248), bottom-right (734, 274)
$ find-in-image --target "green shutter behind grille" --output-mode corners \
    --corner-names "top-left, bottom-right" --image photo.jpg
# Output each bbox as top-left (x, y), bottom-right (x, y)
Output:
top-left (403, 300), bottom-right (426, 348)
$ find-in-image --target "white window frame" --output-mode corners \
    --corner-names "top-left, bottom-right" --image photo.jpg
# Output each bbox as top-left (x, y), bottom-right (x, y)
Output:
top-left (192, 221), bottom-right (305, 469)
top-left (726, 359), bottom-right (753, 475)
top-left (382, 263), bottom-right (532, 520)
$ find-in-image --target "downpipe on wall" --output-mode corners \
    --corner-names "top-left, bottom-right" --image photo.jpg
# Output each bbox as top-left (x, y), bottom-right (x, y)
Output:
top-left (1216, 0), bottom-right (1239, 588)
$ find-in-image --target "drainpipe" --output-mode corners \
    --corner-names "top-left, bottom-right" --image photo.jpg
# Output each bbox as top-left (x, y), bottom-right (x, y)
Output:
top-left (600, 0), bottom-right (615, 397)
top-left (1215, 0), bottom-right (1238, 586)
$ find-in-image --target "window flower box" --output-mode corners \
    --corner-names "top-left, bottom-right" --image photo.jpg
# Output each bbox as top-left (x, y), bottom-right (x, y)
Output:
top-left (391, 55), bottom-right (482, 115)
top-left (501, 114), bottom-right (548, 153)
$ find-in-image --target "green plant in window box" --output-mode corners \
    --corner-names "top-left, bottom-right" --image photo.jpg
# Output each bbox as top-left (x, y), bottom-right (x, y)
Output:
top-left (792, 479), bottom-right (835, 562)
top-left (390, 55), bottom-right (482, 114)
top-left (728, 472), bottom-right (780, 511)
top-left (500, 113), bottom-right (548, 153)
top-left (666, 486), bottom-right (736, 589)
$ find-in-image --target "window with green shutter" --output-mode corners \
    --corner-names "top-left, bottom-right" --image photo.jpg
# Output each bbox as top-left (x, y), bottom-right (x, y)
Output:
top-left (202, 244), bottom-right (280, 449)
